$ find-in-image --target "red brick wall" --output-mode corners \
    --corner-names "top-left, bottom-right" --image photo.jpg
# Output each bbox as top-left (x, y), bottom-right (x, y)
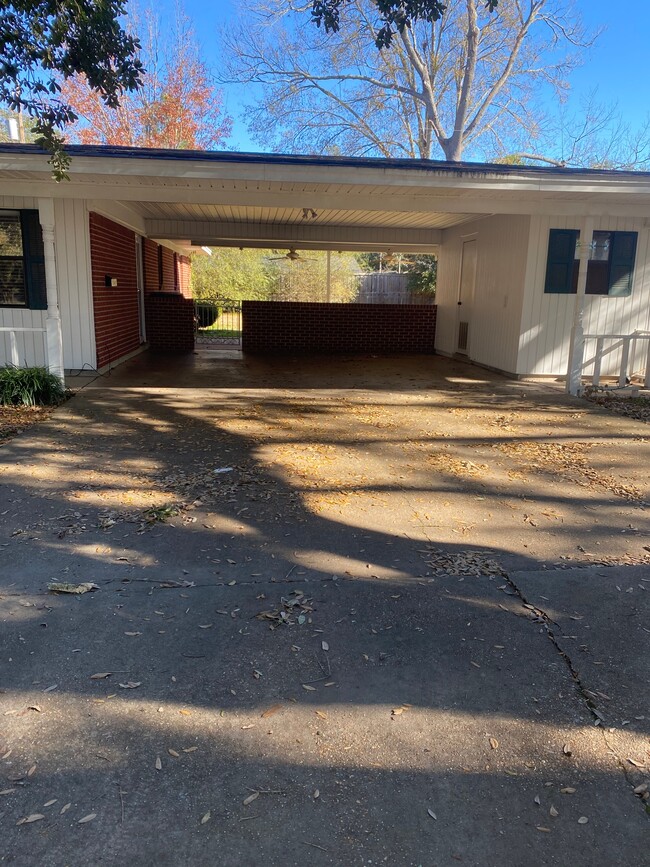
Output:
top-left (177, 255), bottom-right (192, 298)
top-left (89, 213), bottom-right (141, 369)
top-left (142, 241), bottom-right (192, 298)
top-left (160, 247), bottom-right (176, 292)
top-left (242, 301), bottom-right (437, 354)
top-left (143, 238), bottom-right (160, 293)
top-left (145, 293), bottom-right (195, 352)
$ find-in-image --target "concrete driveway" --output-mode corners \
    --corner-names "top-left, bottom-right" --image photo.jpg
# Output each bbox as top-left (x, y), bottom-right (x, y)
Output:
top-left (1, 352), bottom-right (648, 865)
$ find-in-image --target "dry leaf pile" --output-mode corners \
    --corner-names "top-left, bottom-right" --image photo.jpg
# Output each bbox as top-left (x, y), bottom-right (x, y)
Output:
top-left (423, 546), bottom-right (505, 577)
top-left (256, 591), bottom-right (314, 629)
top-left (495, 441), bottom-right (644, 503)
top-left (585, 391), bottom-right (650, 424)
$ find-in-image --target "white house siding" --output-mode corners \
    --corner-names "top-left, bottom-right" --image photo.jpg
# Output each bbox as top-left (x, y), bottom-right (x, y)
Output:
top-left (53, 199), bottom-right (96, 371)
top-left (0, 196), bottom-right (96, 371)
top-left (435, 214), bottom-right (530, 375)
top-left (518, 215), bottom-right (650, 377)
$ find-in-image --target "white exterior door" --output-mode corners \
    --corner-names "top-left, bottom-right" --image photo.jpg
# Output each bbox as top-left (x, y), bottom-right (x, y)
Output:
top-left (457, 239), bottom-right (477, 354)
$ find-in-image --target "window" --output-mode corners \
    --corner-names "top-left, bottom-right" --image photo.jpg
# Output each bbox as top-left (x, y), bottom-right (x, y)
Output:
top-left (0, 210), bottom-right (47, 308)
top-left (544, 228), bottom-right (637, 297)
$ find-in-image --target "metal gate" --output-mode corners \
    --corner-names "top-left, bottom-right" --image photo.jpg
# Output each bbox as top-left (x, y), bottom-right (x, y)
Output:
top-left (195, 299), bottom-right (242, 347)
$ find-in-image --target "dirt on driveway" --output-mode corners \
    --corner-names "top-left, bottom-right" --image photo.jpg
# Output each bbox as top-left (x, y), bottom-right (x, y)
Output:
top-left (0, 354), bottom-right (648, 866)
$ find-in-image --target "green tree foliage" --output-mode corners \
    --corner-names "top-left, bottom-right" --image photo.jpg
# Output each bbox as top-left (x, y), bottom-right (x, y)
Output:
top-left (406, 254), bottom-right (437, 296)
top-left (271, 251), bottom-right (359, 302)
top-left (190, 248), bottom-right (280, 302)
top-left (0, 0), bottom-right (142, 177)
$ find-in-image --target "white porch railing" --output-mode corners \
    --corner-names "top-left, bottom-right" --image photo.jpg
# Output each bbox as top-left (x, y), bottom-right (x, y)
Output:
top-left (0, 326), bottom-right (48, 369)
top-left (580, 330), bottom-right (650, 389)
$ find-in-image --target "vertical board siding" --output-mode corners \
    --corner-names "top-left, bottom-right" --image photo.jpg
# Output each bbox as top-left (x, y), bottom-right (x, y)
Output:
top-left (435, 215), bottom-right (530, 374)
top-left (518, 216), bottom-right (650, 376)
top-left (0, 196), bottom-right (96, 370)
top-left (54, 199), bottom-right (96, 371)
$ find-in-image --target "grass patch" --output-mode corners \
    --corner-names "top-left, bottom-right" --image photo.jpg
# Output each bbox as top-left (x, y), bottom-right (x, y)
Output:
top-left (197, 328), bottom-right (242, 340)
top-left (0, 366), bottom-right (65, 407)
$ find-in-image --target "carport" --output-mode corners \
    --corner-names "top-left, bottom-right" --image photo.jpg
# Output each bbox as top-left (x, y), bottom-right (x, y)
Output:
top-left (3, 144), bottom-right (650, 388)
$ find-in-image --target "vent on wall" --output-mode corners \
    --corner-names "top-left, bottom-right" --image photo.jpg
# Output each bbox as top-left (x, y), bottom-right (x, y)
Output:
top-left (457, 320), bottom-right (469, 352)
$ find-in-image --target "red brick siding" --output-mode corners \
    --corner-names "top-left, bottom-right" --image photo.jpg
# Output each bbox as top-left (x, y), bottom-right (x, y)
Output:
top-left (89, 213), bottom-right (141, 369)
top-left (177, 255), bottom-right (192, 298)
top-left (143, 238), bottom-right (160, 293)
top-left (144, 293), bottom-right (195, 352)
top-left (242, 301), bottom-right (437, 354)
top-left (160, 246), bottom-right (176, 292)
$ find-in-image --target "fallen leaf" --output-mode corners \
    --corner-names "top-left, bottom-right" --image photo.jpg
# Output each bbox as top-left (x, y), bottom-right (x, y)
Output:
top-left (201, 811), bottom-right (211, 824)
top-left (489, 737), bottom-right (499, 750)
top-left (243, 791), bottom-right (259, 806)
top-left (313, 789), bottom-right (320, 799)
top-left (198, 624), bottom-right (213, 630)
top-left (302, 684), bottom-right (316, 691)
top-left (536, 826), bottom-right (551, 833)
top-left (534, 796), bottom-right (541, 806)
top-left (27, 764), bottom-right (37, 777)
top-left (27, 705), bottom-right (42, 713)
top-left (43, 799), bottom-right (57, 807)
top-left (315, 710), bottom-right (328, 720)
top-left (324, 681), bottom-right (336, 687)
top-left (179, 709), bottom-right (191, 716)
top-left (627, 758), bottom-right (644, 768)
top-left (78, 813), bottom-right (96, 824)
top-left (168, 749), bottom-right (179, 758)
top-left (427, 808), bottom-right (437, 820)
top-left (119, 682), bottom-right (141, 689)
top-left (321, 641), bottom-right (329, 651)
top-left (90, 673), bottom-right (112, 680)
top-left (560, 787), bottom-right (576, 794)
top-left (60, 803), bottom-right (71, 814)
top-left (0, 789), bottom-right (16, 796)
top-left (562, 744), bottom-right (572, 756)
top-left (182, 746), bottom-right (198, 753)
top-left (549, 805), bottom-right (558, 817)
top-left (261, 704), bottom-right (283, 718)
top-left (577, 816), bottom-right (589, 825)
top-left (124, 632), bottom-right (142, 637)
top-left (48, 582), bottom-right (98, 594)
top-left (155, 757), bottom-right (162, 770)
top-left (17, 814), bottom-right (44, 825)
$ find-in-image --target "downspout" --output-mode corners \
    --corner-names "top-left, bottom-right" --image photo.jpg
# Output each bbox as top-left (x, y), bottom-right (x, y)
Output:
top-left (38, 197), bottom-right (65, 383)
top-left (566, 218), bottom-right (594, 396)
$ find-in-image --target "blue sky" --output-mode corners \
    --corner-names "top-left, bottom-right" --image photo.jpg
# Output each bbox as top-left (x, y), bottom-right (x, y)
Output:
top-left (158, 0), bottom-right (650, 155)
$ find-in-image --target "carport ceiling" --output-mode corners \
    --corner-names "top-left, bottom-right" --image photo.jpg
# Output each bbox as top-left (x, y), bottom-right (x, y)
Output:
top-left (136, 202), bottom-right (477, 252)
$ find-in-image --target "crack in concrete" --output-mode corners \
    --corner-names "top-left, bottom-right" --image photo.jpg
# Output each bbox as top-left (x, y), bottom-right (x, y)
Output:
top-left (499, 566), bottom-right (648, 817)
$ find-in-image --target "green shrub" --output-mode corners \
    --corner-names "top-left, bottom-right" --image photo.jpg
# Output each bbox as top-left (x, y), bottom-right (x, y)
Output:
top-left (0, 366), bottom-right (65, 406)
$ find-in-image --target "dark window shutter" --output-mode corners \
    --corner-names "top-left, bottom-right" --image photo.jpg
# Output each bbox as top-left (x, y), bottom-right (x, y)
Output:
top-left (544, 229), bottom-right (578, 294)
top-left (608, 231), bottom-right (637, 297)
top-left (20, 210), bottom-right (47, 310)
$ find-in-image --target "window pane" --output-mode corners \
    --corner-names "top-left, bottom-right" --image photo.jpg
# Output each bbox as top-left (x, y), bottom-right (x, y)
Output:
top-left (591, 231), bottom-right (611, 262)
top-left (0, 258), bottom-right (26, 305)
top-left (0, 214), bottom-right (23, 256)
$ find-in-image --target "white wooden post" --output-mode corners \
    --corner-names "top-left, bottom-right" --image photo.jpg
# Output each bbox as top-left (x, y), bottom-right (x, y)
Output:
top-left (38, 198), bottom-right (64, 382)
top-left (592, 338), bottom-right (604, 386)
top-left (567, 218), bottom-right (595, 395)
top-left (619, 338), bottom-right (630, 387)
top-left (645, 338), bottom-right (650, 389)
